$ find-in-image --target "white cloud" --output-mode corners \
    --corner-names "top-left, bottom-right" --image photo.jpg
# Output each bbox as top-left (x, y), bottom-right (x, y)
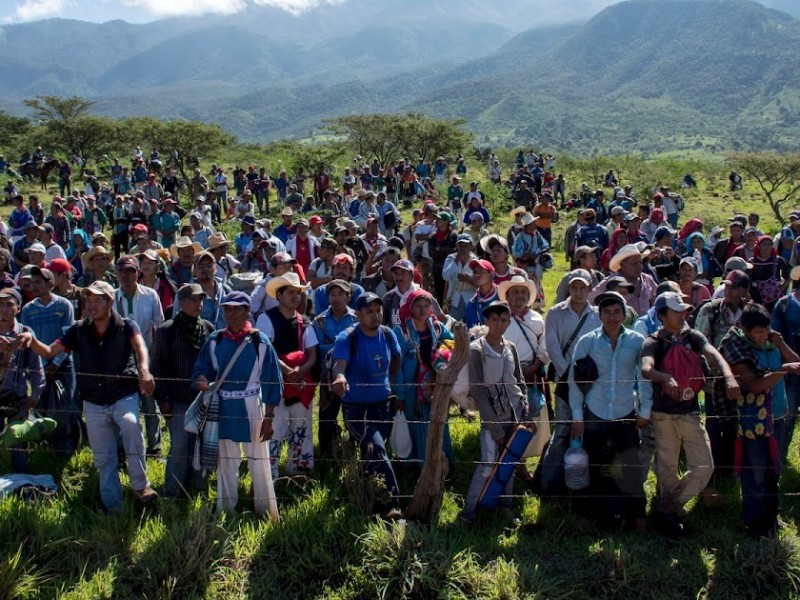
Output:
top-left (12, 0), bottom-right (73, 22)
top-left (120, 0), bottom-right (246, 18)
top-left (252, 0), bottom-right (344, 16)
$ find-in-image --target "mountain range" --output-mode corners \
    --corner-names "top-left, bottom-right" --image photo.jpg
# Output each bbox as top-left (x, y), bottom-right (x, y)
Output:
top-left (1, 0), bottom-right (800, 154)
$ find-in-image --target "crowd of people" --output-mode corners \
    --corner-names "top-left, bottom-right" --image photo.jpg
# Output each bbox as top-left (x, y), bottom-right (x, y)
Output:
top-left (1, 146), bottom-right (800, 540)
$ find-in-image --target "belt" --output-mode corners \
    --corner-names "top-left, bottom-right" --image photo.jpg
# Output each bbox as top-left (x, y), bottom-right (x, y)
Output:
top-left (218, 387), bottom-right (260, 400)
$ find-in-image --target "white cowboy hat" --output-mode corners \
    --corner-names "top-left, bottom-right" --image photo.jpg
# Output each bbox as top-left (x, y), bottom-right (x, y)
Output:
top-left (265, 271), bottom-right (309, 299)
top-left (170, 236), bottom-right (202, 258)
top-left (497, 275), bottom-right (538, 306)
top-left (609, 244), bottom-right (642, 272)
top-left (479, 233), bottom-right (508, 254)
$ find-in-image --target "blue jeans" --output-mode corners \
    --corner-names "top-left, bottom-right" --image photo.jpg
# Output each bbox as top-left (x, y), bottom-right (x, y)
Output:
top-left (740, 436), bottom-right (780, 535)
top-left (667, 212), bottom-right (679, 230)
top-left (163, 402), bottom-right (204, 498)
top-left (141, 394), bottom-right (161, 453)
top-left (342, 401), bottom-right (399, 511)
top-left (461, 427), bottom-right (510, 518)
top-left (84, 394), bottom-right (149, 512)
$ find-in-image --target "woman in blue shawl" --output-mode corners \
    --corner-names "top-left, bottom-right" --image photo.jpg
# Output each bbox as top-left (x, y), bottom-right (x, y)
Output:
top-left (683, 231), bottom-right (722, 290)
top-left (66, 228), bottom-right (90, 283)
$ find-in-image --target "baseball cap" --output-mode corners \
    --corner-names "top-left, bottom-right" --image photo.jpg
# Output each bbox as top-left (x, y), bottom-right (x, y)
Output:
top-left (28, 243), bottom-right (46, 254)
top-left (456, 233), bottom-right (474, 245)
top-left (605, 276), bottom-right (635, 293)
top-left (269, 252), bottom-right (297, 268)
top-left (0, 288), bottom-right (22, 304)
top-left (219, 291), bottom-right (251, 309)
top-left (82, 280), bottom-right (115, 299)
top-left (723, 270), bottom-right (751, 289)
top-left (653, 291), bottom-right (692, 313)
top-left (391, 259), bottom-right (415, 273)
top-left (116, 255), bottom-right (140, 270)
top-left (354, 292), bottom-right (383, 311)
top-left (582, 208), bottom-right (596, 219)
top-left (177, 283), bottom-right (205, 301)
top-left (724, 256), bottom-right (752, 273)
top-left (594, 290), bottom-right (627, 310)
top-left (654, 226), bottom-right (674, 242)
top-left (468, 258), bottom-right (495, 274)
top-left (309, 215), bottom-right (323, 226)
top-left (623, 213), bottom-right (640, 223)
top-left (47, 258), bottom-right (72, 275)
top-left (327, 279), bottom-right (352, 295)
top-left (610, 206), bottom-right (626, 217)
top-left (679, 256), bottom-right (698, 270)
top-left (573, 246), bottom-right (596, 262)
top-left (333, 253), bottom-right (355, 267)
top-left (567, 269), bottom-right (592, 286)
top-left (482, 301), bottom-right (510, 318)
top-left (28, 266), bottom-right (54, 283)
top-left (40, 223), bottom-right (54, 234)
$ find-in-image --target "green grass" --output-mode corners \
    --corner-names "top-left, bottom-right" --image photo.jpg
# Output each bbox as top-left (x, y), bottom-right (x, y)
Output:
top-left (3, 154), bottom-right (800, 599)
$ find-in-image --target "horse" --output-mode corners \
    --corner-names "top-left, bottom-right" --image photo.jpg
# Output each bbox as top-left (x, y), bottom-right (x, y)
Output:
top-left (38, 159), bottom-right (61, 190)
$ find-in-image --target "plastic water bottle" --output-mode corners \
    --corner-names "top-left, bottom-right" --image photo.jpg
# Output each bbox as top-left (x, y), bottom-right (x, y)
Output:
top-left (564, 437), bottom-right (590, 491)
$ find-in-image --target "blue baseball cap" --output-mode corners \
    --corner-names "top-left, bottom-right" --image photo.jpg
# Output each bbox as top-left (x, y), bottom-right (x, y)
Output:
top-left (354, 292), bottom-right (383, 311)
top-left (219, 291), bottom-right (251, 309)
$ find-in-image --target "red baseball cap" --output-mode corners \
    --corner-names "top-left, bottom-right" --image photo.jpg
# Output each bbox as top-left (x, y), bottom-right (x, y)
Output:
top-left (469, 258), bottom-right (495, 274)
top-left (47, 258), bottom-right (72, 274)
top-left (309, 215), bottom-right (323, 226)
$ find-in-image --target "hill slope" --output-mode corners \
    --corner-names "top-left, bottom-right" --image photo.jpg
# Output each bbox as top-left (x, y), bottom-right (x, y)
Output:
top-left (1, 0), bottom-right (800, 153)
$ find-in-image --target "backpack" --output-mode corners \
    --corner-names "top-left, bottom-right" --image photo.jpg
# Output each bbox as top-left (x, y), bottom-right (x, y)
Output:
top-left (685, 285), bottom-right (708, 328)
top-left (654, 331), bottom-right (707, 396)
top-left (688, 297), bottom-right (721, 333)
top-left (347, 199), bottom-right (361, 219)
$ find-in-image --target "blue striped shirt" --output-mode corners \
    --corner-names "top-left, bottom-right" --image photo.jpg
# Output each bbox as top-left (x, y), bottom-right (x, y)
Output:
top-left (21, 294), bottom-right (74, 368)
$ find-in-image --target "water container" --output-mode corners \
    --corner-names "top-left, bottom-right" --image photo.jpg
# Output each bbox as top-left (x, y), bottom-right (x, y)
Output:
top-left (564, 437), bottom-right (590, 491)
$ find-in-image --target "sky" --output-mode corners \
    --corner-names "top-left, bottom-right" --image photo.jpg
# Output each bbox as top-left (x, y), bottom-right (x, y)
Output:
top-left (0, 0), bottom-right (793, 24)
top-left (0, 0), bottom-right (657, 24)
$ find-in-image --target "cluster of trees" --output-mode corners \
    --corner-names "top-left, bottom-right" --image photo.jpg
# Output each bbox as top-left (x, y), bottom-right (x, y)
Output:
top-left (324, 113), bottom-right (473, 167)
top-left (3, 96), bottom-right (235, 179)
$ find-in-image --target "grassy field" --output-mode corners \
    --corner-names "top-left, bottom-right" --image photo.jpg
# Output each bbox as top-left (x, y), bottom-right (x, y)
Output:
top-left (1, 155), bottom-right (799, 599)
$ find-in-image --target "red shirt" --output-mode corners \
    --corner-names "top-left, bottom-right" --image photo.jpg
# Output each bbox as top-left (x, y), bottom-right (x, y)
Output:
top-left (294, 237), bottom-right (311, 271)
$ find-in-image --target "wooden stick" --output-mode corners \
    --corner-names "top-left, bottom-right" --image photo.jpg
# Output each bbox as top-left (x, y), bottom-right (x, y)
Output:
top-left (406, 321), bottom-right (470, 523)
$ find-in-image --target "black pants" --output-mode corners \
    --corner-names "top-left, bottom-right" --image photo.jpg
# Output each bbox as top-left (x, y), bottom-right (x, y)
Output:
top-left (578, 408), bottom-right (646, 523)
top-left (113, 231), bottom-right (129, 261)
top-left (317, 386), bottom-right (342, 459)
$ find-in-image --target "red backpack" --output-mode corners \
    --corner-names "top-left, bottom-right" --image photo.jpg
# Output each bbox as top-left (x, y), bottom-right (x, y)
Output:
top-left (656, 332), bottom-right (707, 396)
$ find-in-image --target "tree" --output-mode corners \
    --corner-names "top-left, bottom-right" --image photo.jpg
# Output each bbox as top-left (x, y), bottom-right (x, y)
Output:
top-left (325, 113), bottom-right (473, 168)
top-left (401, 113), bottom-right (472, 162)
top-left (24, 96), bottom-right (94, 124)
top-left (0, 111), bottom-right (32, 158)
top-left (728, 152), bottom-right (800, 224)
top-left (324, 114), bottom-right (406, 167)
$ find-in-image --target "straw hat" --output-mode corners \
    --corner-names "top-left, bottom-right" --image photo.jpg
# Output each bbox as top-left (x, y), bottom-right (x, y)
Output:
top-left (265, 271), bottom-right (309, 299)
top-left (206, 232), bottom-right (230, 251)
top-left (81, 245), bottom-right (110, 269)
top-left (170, 236), bottom-right (202, 258)
top-left (497, 275), bottom-right (538, 306)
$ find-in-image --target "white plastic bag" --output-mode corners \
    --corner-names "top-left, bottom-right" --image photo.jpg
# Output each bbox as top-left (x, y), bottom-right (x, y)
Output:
top-left (389, 411), bottom-right (413, 459)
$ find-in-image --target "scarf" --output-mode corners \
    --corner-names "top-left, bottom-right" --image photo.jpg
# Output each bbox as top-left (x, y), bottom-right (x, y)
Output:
top-left (173, 311), bottom-right (206, 350)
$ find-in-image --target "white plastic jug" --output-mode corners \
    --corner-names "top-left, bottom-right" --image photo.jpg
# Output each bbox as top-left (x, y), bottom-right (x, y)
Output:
top-left (564, 437), bottom-right (590, 491)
